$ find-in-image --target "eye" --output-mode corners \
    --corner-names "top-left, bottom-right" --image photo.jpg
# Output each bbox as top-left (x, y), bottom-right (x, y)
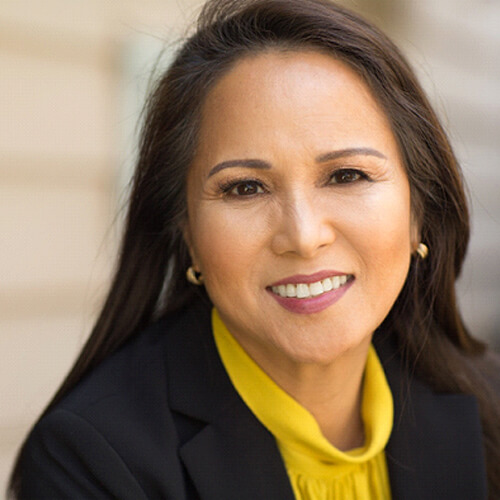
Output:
top-left (329, 168), bottom-right (367, 185)
top-left (223, 180), bottom-right (266, 197)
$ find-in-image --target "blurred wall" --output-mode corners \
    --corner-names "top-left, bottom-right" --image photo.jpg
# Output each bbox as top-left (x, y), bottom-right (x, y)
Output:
top-left (0, 0), bottom-right (205, 493)
top-left (1, 0), bottom-right (499, 495)
top-left (386, 0), bottom-right (500, 349)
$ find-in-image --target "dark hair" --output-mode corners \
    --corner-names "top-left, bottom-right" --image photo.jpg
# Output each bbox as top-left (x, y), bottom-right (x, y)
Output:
top-left (10, 0), bottom-right (500, 496)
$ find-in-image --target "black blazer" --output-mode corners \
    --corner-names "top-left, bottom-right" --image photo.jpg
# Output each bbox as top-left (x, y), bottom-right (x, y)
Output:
top-left (19, 299), bottom-right (488, 499)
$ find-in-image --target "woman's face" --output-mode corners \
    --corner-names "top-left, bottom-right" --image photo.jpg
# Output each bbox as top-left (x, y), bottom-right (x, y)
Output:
top-left (186, 50), bottom-right (417, 367)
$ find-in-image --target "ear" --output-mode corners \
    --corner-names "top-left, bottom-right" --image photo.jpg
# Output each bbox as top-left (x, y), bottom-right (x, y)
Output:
top-left (181, 220), bottom-right (200, 270)
top-left (410, 210), bottom-right (421, 253)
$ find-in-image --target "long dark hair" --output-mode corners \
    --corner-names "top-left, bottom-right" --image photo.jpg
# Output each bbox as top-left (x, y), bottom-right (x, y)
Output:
top-left (10, 0), bottom-right (500, 496)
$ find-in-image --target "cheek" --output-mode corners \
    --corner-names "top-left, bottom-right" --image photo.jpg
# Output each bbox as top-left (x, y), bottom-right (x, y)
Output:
top-left (361, 205), bottom-right (413, 310)
top-left (343, 185), bottom-right (413, 283)
top-left (188, 207), bottom-right (269, 320)
top-left (188, 204), bottom-right (263, 281)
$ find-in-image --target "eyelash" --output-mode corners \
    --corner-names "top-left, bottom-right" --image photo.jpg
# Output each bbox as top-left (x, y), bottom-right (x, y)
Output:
top-left (328, 168), bottom-right (371, 185)
top-left (217, 168), bottom-right (371, 198)
top-left (218, 178), bottom-right (267, 197)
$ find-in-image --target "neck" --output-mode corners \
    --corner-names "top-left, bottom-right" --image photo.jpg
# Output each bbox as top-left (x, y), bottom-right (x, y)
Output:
top-left (298, 370), bottom-right (365, 450)
top-left (245, 337), bottom-right (371, 451)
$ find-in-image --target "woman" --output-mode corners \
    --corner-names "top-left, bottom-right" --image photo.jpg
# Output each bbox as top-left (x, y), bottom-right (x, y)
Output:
top-left (9, 0), bottom-right (500, 498)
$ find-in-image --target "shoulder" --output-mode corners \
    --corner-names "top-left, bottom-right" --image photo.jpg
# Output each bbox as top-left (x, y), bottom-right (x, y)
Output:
top-left (20, 407), bottom-right (151, 499)
top-left (59, 298), bottom-right (212, 421)
top-left (19, 299), bottom-right (213, 499)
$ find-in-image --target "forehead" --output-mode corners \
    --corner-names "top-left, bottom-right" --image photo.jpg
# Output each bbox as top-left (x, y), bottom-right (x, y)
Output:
top-left (210, 49), bottom-right (371, 98)
top-left (195, 50), bottom-right (399, 172)
top-left (196, 49), bottom-right (396, 153)
top-left (209, 50), bottom-right (380, 110)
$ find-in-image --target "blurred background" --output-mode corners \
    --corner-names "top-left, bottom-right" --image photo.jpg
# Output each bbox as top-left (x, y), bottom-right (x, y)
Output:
top-left (1, 0), bottom-right (499, 494)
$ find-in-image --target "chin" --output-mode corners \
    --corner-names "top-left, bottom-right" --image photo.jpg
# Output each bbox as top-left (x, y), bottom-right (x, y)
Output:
top-left (279, 332), bottom-right (370, 366)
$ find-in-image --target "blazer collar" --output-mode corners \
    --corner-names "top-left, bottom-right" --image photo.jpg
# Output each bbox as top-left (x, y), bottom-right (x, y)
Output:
top-left (164, 300), bottom-right (487, 500)
top-left (164, 299), bottom-right (295, 499)
top-left (374, 332), bottom-right (488, 500)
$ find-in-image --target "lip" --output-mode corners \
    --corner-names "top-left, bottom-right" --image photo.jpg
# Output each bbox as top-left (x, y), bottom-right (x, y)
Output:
top-left (269, 270), bottom-right (347, 287)
top-left (267, 271), bottom-right (354, 315)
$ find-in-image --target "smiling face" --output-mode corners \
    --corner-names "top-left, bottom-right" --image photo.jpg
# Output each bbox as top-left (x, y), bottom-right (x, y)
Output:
top-left (185, 50), bottom-right (417, 370)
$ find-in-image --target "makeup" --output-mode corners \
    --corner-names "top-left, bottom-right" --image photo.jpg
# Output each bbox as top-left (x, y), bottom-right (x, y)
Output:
top-left (268, 271), bottom-right (354, 314)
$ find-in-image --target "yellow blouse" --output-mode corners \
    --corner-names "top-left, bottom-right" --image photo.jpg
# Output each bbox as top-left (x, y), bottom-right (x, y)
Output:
top-left (212, 308), bottom-right (393, 499)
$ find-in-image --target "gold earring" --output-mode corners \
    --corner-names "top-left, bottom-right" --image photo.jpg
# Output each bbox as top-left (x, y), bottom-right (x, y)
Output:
top-left (416, 243), bottom-right (429, 259)
top-left (186, 266), bottom-right (204, 285)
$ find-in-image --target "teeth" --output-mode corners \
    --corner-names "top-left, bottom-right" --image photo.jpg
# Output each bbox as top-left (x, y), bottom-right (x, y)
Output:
top-left (332, 276), bottom-right (340, 289)
top-left (271, 275), bottom-right (350, 299)
top-left (309, 281), bottom-right (323, 296)
top-left (322, 278), bottom-right (333, 291)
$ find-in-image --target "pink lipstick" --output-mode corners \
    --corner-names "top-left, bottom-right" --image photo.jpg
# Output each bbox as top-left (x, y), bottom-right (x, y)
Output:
top-left (267, 270), bottom-right (354, 314)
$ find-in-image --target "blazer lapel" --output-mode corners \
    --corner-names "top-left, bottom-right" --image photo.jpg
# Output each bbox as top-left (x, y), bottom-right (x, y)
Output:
top-left (375, 333), bottom-right (488, 500)
top-left (164, 300), bottom-right (295, 500)
top-left (163, 301), bottom-right (487, 500)
top-left (179, 399), bottom-right (294, 500)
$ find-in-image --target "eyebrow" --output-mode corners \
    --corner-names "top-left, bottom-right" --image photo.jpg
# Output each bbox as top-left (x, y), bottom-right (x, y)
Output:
top-left (208, 159), bottom-right (271, 177)
top-left (315, 147), bottom-right (387, 163)
top-left (207, 147), bottom-right (386, 177)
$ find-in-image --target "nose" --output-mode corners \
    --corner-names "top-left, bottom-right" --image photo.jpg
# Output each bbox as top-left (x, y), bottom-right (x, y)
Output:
top-left (270, 192), bottom-right (336, 258)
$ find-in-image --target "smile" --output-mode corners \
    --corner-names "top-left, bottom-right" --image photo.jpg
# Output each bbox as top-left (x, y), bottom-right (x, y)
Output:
top-left (270, 275), bottom-right (352, 299)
